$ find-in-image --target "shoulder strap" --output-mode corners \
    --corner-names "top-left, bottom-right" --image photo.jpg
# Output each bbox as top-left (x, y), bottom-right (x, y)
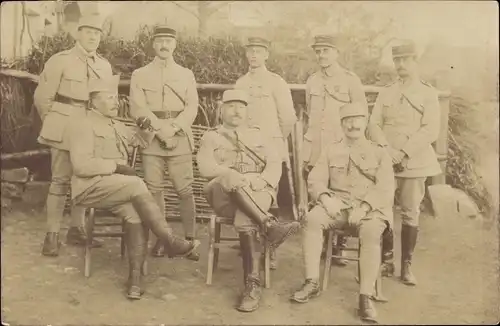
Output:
top-left (217, 130), bottom-right (266, 166)
top-left (163, 81), bottom-right (186, 106)
top-left (348, 155), bottom-right (376, 184)
top-left (401, 92), bottom-right (424, 115)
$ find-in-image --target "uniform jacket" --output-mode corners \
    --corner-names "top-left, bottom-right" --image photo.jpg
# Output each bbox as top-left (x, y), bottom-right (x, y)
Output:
top-left (308, 138), bottom-right (394, 224)
top-left (234, 67), bottom-right (297, 161)
top-left (129, 57), bottom-right (198, 157)
top-left (68, 110), bottom-right (153, 199)
top-left (34, 44), bottom-right (113, 150)
top-left (196, 125), bottom-right (282, 190)
top-left (367, 79), bottom-right (442, 178)
top-left (304, 67), bottom-right (367, 166)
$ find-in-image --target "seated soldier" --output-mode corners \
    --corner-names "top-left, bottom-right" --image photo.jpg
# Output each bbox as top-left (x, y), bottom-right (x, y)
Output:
top-left (290, 102), bottom-right (395, 322)
top-left (67, 76), bottom-right (200, 300)
top-left (196, 89), bottom-right (300, 313)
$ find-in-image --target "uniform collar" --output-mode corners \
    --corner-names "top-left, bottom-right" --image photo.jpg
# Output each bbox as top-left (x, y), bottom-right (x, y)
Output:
top-left (153, 56), bottom-right (175, 68)
top-left (249, 65), bottom-right (268, 76)
top-left (341, 136), bottom-right (370, 149)
top-left (75, 42), bottom-right (97, 61)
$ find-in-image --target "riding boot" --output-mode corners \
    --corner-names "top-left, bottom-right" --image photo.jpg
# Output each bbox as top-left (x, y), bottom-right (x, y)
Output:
top-left (231, 187), bottom-right (300, 249)
top-left (236, 230), bottom-right (262, 313)
top-left (124, 223), bottom-right (145, 300)
top-left (42, 232), bottom-right (61, 257)
top-left (401, 224), bottom-right (418, 286)
top-left (131, 194), bottom-right (199, 258)
top-left (381, 227), bottom-right (395, 277)
top-left (66, 226), bottom-right (103, 248)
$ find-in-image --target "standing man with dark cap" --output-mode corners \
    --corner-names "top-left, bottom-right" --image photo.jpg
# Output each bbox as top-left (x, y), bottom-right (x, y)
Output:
top-left (303, 33), bottom-right (368, 265)
top-left (368, 40), bottom-right (442, 286)
top-left (34, 15), bottom-right (113, 257)
top-left (234, 35), bottom-right (298, 270)
top-left (129, 25), bottom-right (200, 261)
top-left (197, 89), bottom-right (300, 312)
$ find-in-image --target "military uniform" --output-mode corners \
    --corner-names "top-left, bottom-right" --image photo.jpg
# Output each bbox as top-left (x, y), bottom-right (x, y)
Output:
top-left (303, 35), bottom-right (367, 168)
top-left (197, 90), bottom-right (300, 313)
top-left (367, 41), bottom-right (441, 286)
top-left (68, 75), bottom-right (199, 300)
top-left (129, 26), bottom-right (199, 256)
top-left (34, 15), bottom-right (113, 256)
top-left (292, 103), bottom-right (394, 322)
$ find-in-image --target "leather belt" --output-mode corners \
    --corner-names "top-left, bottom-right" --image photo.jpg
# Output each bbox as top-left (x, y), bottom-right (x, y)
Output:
top-left (54, 93), bottom-right (88, 107)
top-left (152, 111), bottom-right (181, 119)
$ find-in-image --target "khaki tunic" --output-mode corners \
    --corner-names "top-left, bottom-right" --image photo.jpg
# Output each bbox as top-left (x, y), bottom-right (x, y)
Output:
top-left (304, 68), bottom-right (367, 166)
top-left (368, 80), bottom-right (442, 178)
top-left (234, 67), bottom-right (297, 161)
top-left (34, 44), bottom-right (113, 150)
top-left (196, 125), bottom-right (282, 197)
top-left (67, 110), bottom-right (153, 200)
top-left (129, 57), bottom-right (198, 157)
top-left (307, 138), bottom-right (394, 225)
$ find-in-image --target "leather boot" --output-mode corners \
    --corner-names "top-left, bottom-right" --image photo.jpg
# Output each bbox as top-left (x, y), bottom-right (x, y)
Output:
top-left (150, 237), bottom-right (200, 261)
top-left (290, 279), bottom-right (320, 303)
top-left (381, 227), bottom-right (395, 277)
top-left (332, 235), bottom-right (348, 266)
top-left (232, 187), bottom-right (300, 249)
top-left (131, 194), bottom-right (199, 258)
top-left (124, 223), bottom-right (145, 300)
top-left (66, 226), bottom-right (103, 248)
top-left (42, 232), bottom-right (61, 257)
top-left (358, 294), bottom-right (377, 322)
top-left (236, 230), bottom-right (262, 313)
top-left (401, 225), bottom-right (418, 286)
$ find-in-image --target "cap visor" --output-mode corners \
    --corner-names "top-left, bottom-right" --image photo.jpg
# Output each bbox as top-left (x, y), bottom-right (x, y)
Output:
top-left (310, 43), bottom-right (337, 49)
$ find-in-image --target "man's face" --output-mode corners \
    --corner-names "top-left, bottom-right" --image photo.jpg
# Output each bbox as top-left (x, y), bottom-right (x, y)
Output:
top-left (92, 92), bottom-right (119, 118)
top-left (77, 27), bottom-right (101, 53)
top-left (222, 101), bottom-right (247, 128)
top-left (245, 46), bottom-right (269, 69)
top-left (314, 46), bottom-right (338, 68)
top-left (153, 36), bottom-right (176, 59)
top-left (393, 55), bottom-right (418, 79)
top-left (341, 115), bottom-right (367, 140)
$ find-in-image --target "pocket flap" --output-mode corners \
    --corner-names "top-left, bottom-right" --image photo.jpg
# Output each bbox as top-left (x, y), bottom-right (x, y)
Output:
top-left (63, 70), bottom-right (85, 82)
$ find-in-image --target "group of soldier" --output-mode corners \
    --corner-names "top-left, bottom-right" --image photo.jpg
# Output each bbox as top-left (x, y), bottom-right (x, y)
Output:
top-left (34, 15), bottom-right (441, 323)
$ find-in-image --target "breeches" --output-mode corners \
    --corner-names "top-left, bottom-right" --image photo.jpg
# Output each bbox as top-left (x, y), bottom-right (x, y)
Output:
top-left (204, 176), bottom-right (272, 232)
top-left (74, 174), bottom-right (150, 224)
top-left (396, 177), bottom-right (426, 227)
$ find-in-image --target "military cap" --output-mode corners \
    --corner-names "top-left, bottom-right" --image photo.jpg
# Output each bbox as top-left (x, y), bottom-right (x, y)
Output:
top-left (152, 25), bottom-right (177, 39)
top-left (245, 36), bottom-right (271, 49)
top-left (392, 40), bottom-right (418, 58)
top-left (89, 75), bottom-right (120, 94)
top-left (339, 102), bottom-right (368, 120)
top-left (222, 89), bottom-right (249, 105)
top-left (310, 34), bottom-right (340, 49)
top-left (77, 15), bottom-right (103, 32)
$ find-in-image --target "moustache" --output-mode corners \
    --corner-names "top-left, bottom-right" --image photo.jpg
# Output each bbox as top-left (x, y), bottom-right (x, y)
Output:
top-left (347, 128), bottom-right (361, 132)
top-left (160, 48), bottom-right (169, 51)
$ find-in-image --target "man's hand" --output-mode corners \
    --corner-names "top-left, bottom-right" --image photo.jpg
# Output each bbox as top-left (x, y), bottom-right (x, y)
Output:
top-left (115, 164), bottom-right (136, 176)
top-left (136, 116), bottom-right (152, 130)
top-left (157, 124), bottom-right (176, 142)
top-left (319, 194), bottom-right (342, 218)
top-left (249, 175), bottom-right (268, 192)
top-left (388, 148), bottom-right (406, 164)
top-left (348, 203), bottom-right (371, 227)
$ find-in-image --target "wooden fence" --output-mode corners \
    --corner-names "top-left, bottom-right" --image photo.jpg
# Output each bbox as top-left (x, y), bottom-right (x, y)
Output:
top-left (0, 69), bottom-right (451, 220)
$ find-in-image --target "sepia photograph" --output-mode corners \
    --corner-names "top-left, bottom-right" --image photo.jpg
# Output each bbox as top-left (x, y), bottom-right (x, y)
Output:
top-left (0, 1), bottom-right (498, 325)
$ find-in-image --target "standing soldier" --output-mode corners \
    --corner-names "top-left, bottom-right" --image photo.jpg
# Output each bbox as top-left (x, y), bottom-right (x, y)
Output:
top-left (34, 15), bottom-right (112, 256)
top-left (197, 90), bottom-right (300, 312)
top-left (291, 102), bottom-right (394, 323)
top-left (129, 25), bottom-right (199, 261)
top-left (303, 33), bottom-right (367, 265)
top-left (368, 40), bottom-right (442, 286)
top-left (234, 35), bottom-right (298, 269)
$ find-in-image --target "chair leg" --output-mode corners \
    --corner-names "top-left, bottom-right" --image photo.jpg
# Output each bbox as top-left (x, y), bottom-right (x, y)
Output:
top-left (84, 208), bottom-right (95, 278)
top-left (120, 219), bottom-right (126, 260)
top-left (322, 229), bottom-right (334, 291)
top-left (264, 239), bottom-right (271, 289)
top-left (206, 216), bottom-right (216, 285)
top-left (213, 220), bottom-right (221, 272)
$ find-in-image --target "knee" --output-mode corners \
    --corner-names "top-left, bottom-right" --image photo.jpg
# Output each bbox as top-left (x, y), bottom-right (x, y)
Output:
top-left (359, 225), bottom-right (383, 248)
top-left (177, 183), bottom-right (194, 198)
top-left (304, 208), bottom-right (325, 231)
top-left (126, 177), bottom-right (150, 197)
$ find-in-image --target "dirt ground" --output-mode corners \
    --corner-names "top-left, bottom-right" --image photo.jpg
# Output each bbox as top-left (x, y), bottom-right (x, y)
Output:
top-left (1, 202), bottom-right (498, 325)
